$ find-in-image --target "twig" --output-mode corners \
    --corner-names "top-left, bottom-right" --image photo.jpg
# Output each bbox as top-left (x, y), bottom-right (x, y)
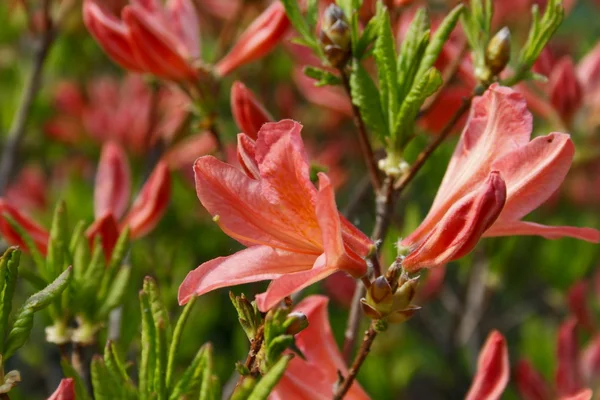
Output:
top-left (394, 94), bottom-right (474, 193)
top-left (419, 42), bottom-right (469, 117)
top-left (342, 284), bottom-right (366, 364)
top-left (0, 0), bottom-right (56, 194)
top-left (334, 324), bottom-right (378, 400)
top-left (235, 325), bottom-right (264, 388)
top-left (339, 69), bottom-right (382, 191)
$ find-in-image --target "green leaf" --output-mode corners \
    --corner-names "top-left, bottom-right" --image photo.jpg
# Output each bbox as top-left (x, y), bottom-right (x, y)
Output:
top-left (0, 247), bottom-right (20, 353)
top-left (265, 335), bottom-right (294, 367)
top-left (373, 6), bottom-right (398, 135)
top-left (77, 236), bottom-right (105, 318)
top-left (415, 4), bottom-right (464, 83)
top-left (61, 357), bottom-right (92, 400)
top-left (280, 0), bottom-right (312, 44)
top-left (168, 343), bottom-right (209, 400)
top-left (305, 0), bottom-right (318, 31)
top-left (166, 296), bottom-right (197, 390)
top-left (104, 341), bottom-right (137, 399)
top-left (396, 9), bottom-right (430, 101)
top-left (231, 377), bottom-right (256, 400)
top-left (46, 201), bottom-right (69, 282)
top-left (199, 346), bottom-right (219, 400)
top-left (349, 59), bottom-right (388, 141)
top-left (91, 355), bottom-right (123, 400)
top-left (139, 288), bottom-right (157, 398)
top-left (354, 10), bottom-right (380, 59)
top-left (96, 266), bottom-right (131, 321)
top-left (303, 66), bottom-right (342, 87)
top-left (247, 355), bottom-right (293, 400)
top-left (393, 68), bottom-right (443, 146)
top-left (3, 266), bottom-right (72, 359)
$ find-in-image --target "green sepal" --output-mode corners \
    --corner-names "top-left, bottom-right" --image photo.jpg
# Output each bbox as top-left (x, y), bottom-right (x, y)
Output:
top-left (303, 66), bottom-right (342, 87)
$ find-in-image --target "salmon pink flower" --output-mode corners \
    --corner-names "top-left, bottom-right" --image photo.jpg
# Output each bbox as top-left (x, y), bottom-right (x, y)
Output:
top-left (47, 378), bottom-right (75, 400)
top-left (466, 330), bottom-right (509, 400)
top-left (0, 199), bottom-right (49, 255)
top-left (83, 0), bottom-right (201, 81)
top-left (271, 295), bottom-right (369, 400)
top-left (215, 2), bottom-right (290, 77)
top-left (178, 120), bottom-right (372, 311)
top-left (401, 84), bottom-right (599, 272)
top-left (86, 142), bottom-right (171, 258)
top-left (231, 81), bottom-right (273, 140)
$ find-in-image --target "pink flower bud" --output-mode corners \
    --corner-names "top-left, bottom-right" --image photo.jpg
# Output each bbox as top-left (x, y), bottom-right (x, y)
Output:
top-left (47, 378), bottom-right (75, 400)
top-left (567, 281), bottom-right (595, 332)
top-left (466, 331), bottom-right (509, 400)
top-left (548, 57), bottom-right (582, 126)
top-left (556, 319), bottom-right (584, 397)
top-left (215, 2), bottom-right (290, 76)
top-left (403, 172), bottom-right (507, 272)
top-left (94, 142), bottom-right (131, 220)
top-left (86, 213), bottom-right (120, 260)
top-left (231, 81), bottom-right (273, 140)
top-left (0, 199), bottom-right (49, 255)
top-left (121, 161), bottom-right (170, 239)
top-left (515, 359), bottom-right (553, 400)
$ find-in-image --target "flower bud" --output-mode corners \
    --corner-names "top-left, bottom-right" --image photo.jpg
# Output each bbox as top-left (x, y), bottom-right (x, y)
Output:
top-left (386, 305), bottom-right (420, 324)
top-left (285, 311), bottom-right (309, 335)
top-left (392, 276), bottom-right (419, 311)
top-left (360, 298), bottom-right (383, 320)
top-left (485, 27), bottom-right (511, 77)
top-left (319, 4), bottom-right (351, 68)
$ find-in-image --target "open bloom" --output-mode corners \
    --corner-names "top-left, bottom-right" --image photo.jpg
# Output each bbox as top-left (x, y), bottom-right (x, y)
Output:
top-left (271, 295), bottom-right (369, 399)
top-left (178, 120), bottom-right (372, 311)
top-left (401, 84), bottom-right (599, 271)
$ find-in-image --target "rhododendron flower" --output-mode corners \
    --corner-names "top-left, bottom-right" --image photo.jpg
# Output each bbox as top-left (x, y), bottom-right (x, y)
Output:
top-left (401, 85), bottom-right (599, 271)
top-left (271, 295), bottom-right (369, 399)
top-left (231, 81), bottom-right (273, 140)
top-left (0, 199), bottom-right (50, 254)
top-left (87, 141), bottom-right (171, 258)
top-left (46, 75), bottom-right (189, 154)
top-left (83, 0), bottom-right (201, 81)
top-left (47, 378), bottom-right (75, 400)
top-left (4, 164), bottom-right (48, 213)
top-left (178, 120), bottom-right (372, 311)
top-left (466, 331), bottom-right (509, 400)
top-left (215, 2), bottom-right (290, 77)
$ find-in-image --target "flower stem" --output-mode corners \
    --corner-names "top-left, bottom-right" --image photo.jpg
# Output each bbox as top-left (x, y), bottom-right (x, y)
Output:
top-left (339, 69), bottom-right (382, 191)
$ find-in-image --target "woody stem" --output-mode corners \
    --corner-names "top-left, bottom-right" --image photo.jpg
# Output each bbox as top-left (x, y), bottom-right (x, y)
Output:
top-left (339, 69), bottom-right (382, 192)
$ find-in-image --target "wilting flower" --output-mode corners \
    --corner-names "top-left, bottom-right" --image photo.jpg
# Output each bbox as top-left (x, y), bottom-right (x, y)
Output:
top-left (401, 84), bottom-right (599, 272)
top-left (47, 378), bottom-right (75, 400)
top-left (84, 0), bottom-right (289, 81)
top-left (270, 295), bottom-right (369, 400)
top-left (86, 141), bottom-right (171, 258)
top-left (178, 120), bottom-right (372, 311)
top-left (46, 75), bottom-right (189, 154)
top-left (466, 331), bottom-right (509, 400)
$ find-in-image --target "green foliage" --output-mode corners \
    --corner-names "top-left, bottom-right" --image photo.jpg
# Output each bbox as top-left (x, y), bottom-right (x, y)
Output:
top-left (303, 66), bottom-right (342, 87)
top-left (229, 292), bottom-right (263, 341)
top-left (350, 59), bottom-right (388, 141)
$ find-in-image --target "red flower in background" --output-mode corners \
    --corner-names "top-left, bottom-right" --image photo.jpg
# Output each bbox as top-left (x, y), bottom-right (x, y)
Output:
top-left (466, 331), bottom-right (509, 400)
top-left (178, 120), bottom-right (372, 311)
top-left (271, 295), bottom-right (369, 400)
top-left (47, 378), bottom-right (75, 400)
top-left (401, 85), bottom-right (599, 272)
top-left (46, 74), bottom-right (189, 154)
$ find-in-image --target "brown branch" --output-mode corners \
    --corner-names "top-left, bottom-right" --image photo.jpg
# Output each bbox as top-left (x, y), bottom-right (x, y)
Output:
top-left (235, 325), bottom-right (264, 388)
top-left (334, 324), bottom-right (378, 400)
top-left (0, 0), bottom-right (56, 194)
top-left (339, 69), bottom-right (382, 191)
top-left (394, 94), bottom-right (474, 193)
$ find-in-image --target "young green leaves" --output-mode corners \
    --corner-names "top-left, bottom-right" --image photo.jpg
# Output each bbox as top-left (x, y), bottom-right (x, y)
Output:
top-left (350, 5), bottom-right (462, 172)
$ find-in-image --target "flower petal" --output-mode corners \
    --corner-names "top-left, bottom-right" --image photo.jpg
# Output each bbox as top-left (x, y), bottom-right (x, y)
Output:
top-left (491, 133), bottom-right (574, 222)
top-left (0, 199), bottom-right (49, 255)
top-left (83, 0), bottom-right (144, 72)
top-left (515, 359), bottom-right (553, 400)
top-left (556, 319), bottom-right (584, 397)
top-left (166, 0), bottom-right (201, 59)
top-left (47, 378), bottom-right (75, 400)
top-left (231, 81), bottom-right (273, 140)
top-left (215, 2), bottom-right (290, 76)
top-left (483, 220), bottom-right (600, 243)
top-left (403, 172), bottom-right (506, 272)
top-left (85, 213), bottom-right (120, 260)
top-left (561, 389), bottom-right (593, 400)
top-left (193, 156), bottom-right (321, 253)
top-left (405, 84), bottom-right (532, 246)
top-left (236, 133), bottom-right (260, 179)
top-left (162, 132), bottom-right (216, 171)
top-left (580, 335), bottom-right (600, 384)
top-left (121, 161), bottom-right (170, 239)
top-left (577, 42), bottom-right (600, 89)
top-left (177, 246), bottom-right (314, 305)
top-left (548, 57), bottom-right (582, 125)
top-left (255, 254), bottom-right (337, 311)
top-left (465, 330), bottom-right (509, 400)
top-left (316, 173), bottom-right (367, 278)
top-left (567, 281), bottom-right (595, 332)
top-left (95, 142), bottom-right (131, 220)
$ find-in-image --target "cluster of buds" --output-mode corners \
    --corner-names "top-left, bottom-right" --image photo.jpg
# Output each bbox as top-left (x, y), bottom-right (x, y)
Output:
top-left (479, 27), bottom-right (511, 83)
top-left (360, 262), bottom-right (420, 330)
top-left (319, 4), bottom-right (352, 68)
